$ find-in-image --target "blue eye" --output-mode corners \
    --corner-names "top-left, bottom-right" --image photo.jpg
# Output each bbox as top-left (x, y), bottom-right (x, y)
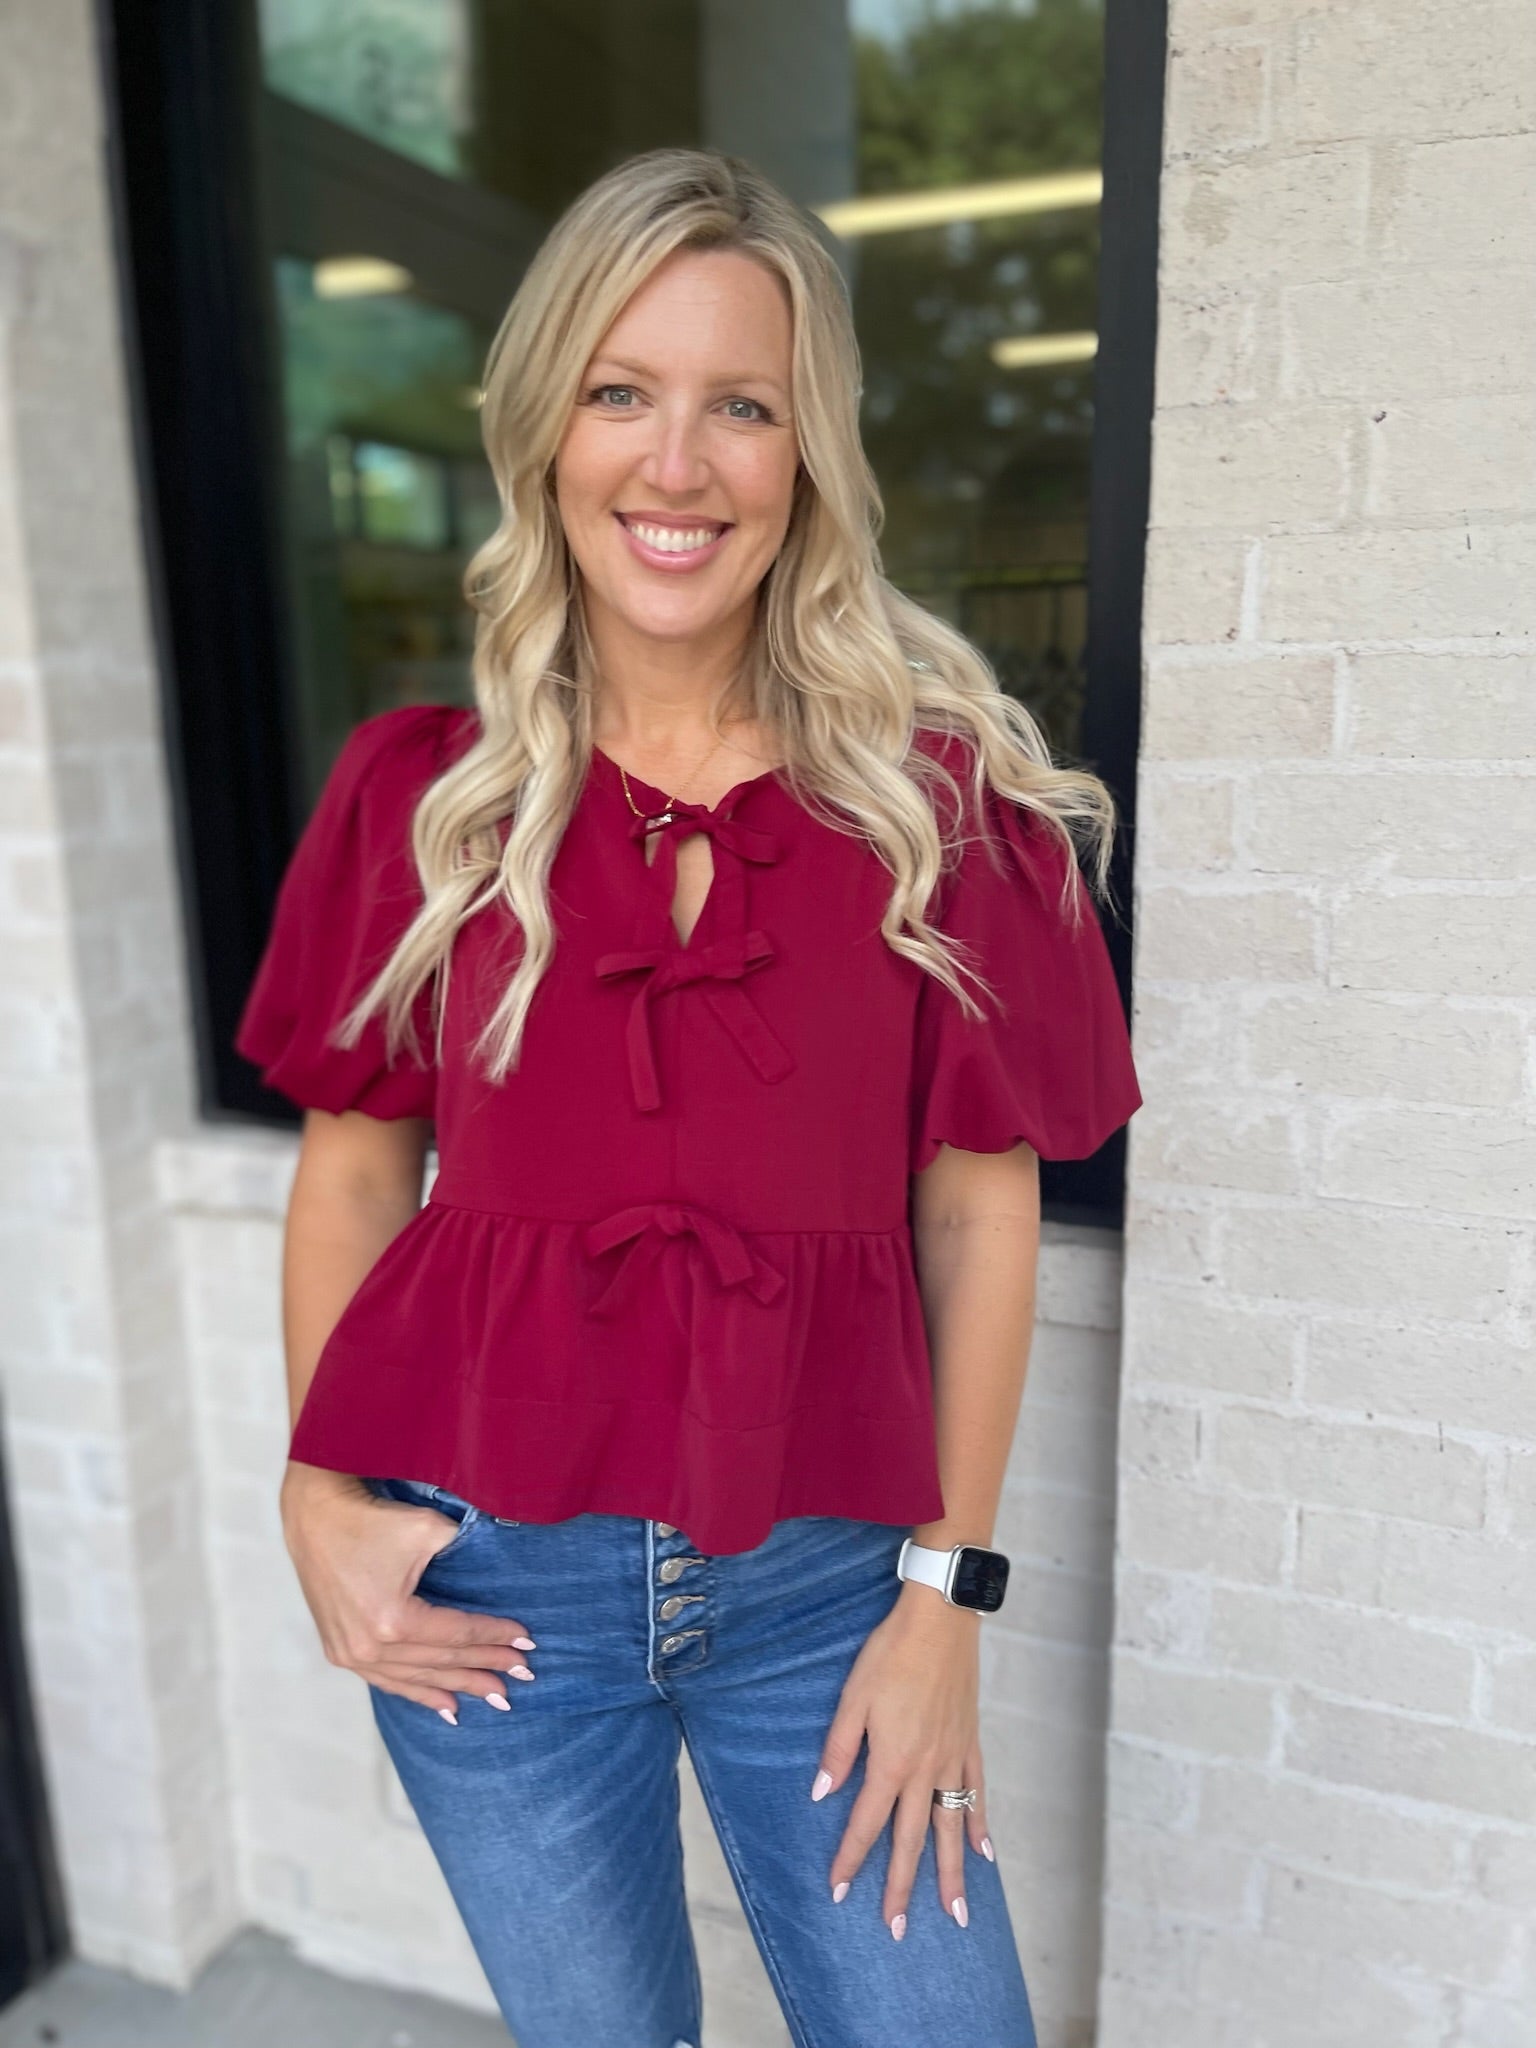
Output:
top-left (589, 384), bottom-right (638, 408)
top-left (724, 397), bottom-right (773, 422)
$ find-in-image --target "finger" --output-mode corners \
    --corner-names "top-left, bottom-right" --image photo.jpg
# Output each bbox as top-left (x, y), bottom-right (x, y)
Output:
top-left (828, 1766), bottom-right (900, 1899)
top-left (963, 1742), bottom-right (994, 1864)
top-left (881, 1780), bottom-right (933, 1940)
top-left (364, 1672), bottom-right (464, 1719)
top-left (933, 1789), bottom-right (969, 1927)
top-left (402, 1600), bottom-right (537, 1651)
top-left (361, 1662), bottom-right (514, 1715)
top-left (811, 1694), bottom-right (867, 1803)
top-left (374, 1639), bottom-right (536, 1681)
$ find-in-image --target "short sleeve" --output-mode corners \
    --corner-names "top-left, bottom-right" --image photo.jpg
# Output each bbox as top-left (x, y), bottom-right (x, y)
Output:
top-left (234, 704), bottom-right (470, 1118)
top-left (910, 767), bottom-right (1142, 1172)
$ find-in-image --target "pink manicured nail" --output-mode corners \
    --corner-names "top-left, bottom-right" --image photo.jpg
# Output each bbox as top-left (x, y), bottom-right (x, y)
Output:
top-left (507, 1664), bottom-right (535, 1681)
top-left (831, 1880), bottom-right (849, 1904)
top-left (513, 1637), bottom-right (537, 1650)
top-left (437, 1707), bottom-right (458, 1726)
top-left (810, 1770), bottom-right (833, 1802)
top-left (951, 1897), bottom-right (969, 1928)
top-left (890, 1913), bottom-right (907, 1942)
top-left (981, 1835), bottom-right (996, 1862)
top-left (485, 1693), bottom-right (511, 1712)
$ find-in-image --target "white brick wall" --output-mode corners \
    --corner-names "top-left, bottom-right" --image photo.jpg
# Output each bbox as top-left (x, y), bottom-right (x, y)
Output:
top-left (0, 0), bottom-right (238, 1986)
top-left (1107, 3), bottom-right (1536, 2042)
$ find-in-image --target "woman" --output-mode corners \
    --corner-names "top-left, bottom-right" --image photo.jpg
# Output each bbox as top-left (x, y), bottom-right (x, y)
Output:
top-left (237, 147), bottom-right (1140, 2048)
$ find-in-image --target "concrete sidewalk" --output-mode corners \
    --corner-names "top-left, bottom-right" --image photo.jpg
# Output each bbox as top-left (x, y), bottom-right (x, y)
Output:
top-left (0, 1930), bottom-right (511, 2048)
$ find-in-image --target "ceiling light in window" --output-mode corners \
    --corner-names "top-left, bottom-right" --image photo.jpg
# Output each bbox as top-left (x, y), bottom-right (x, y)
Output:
top-left (313, 256), bottom-right (414, 299)
top-left (990, 331), bottom-right (1099, 371)
top-left (816, 170), bottom-right (1101, 239)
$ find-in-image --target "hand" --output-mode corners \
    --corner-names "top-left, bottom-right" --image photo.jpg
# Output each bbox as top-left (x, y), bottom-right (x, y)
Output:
top-left (279, 1463), bottom-right (537, 1723)
top-left (813, 1582), bottom-right (992, 1937)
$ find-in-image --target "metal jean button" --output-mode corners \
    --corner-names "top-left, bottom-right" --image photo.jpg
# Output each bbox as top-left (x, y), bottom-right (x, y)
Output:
top-left (658, 1594), bottom-right (702, 1621)
top-left (655, 1522), bottom-right (678, 1538)
top-left (658, 1629), bottom-right (703, 1655)
top-left (657, 1555), bottom-right (702, 1585)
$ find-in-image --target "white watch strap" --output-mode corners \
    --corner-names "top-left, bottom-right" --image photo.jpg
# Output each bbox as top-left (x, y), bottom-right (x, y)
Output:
top-left (896, 1538), bottom-right (953, 1596)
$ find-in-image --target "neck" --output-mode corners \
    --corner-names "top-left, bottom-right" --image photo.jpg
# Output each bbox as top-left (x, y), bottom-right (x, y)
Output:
top-left (585, 591), bottom-right (752, 753)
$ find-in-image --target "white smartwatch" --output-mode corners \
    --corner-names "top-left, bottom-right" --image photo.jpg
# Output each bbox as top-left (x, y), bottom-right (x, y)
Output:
top-left (896, 1537), bottom-right (1011, 1613)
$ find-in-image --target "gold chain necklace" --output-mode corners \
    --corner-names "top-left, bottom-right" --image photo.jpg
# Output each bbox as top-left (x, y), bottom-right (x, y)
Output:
top-left (615, 731), bottom-right (728, 827)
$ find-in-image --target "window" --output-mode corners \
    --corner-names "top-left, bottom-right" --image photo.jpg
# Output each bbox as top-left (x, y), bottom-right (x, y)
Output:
top-left (105, 0), bottom-right (1162, 1223)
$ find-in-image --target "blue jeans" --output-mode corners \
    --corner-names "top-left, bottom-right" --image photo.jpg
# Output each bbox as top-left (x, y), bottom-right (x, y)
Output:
top-left (364, 1480), bottom-right (1039, 2048)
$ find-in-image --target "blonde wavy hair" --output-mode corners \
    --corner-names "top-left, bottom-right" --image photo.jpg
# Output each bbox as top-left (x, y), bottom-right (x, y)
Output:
top-left (338, 146), bottom-right (1120, 1085)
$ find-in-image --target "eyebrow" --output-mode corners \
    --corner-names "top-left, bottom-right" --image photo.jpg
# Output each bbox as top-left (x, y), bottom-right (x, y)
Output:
top-left (590, 354), bottom-right (789, 398)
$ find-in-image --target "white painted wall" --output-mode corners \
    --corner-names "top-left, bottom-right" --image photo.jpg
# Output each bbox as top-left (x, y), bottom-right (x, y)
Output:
top-left (1106, 3), bottom-right (1536, 2042)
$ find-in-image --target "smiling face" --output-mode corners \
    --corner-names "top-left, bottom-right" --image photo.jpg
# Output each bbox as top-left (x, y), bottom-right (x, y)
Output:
top-left (553, 247), bottom-right (800, 657)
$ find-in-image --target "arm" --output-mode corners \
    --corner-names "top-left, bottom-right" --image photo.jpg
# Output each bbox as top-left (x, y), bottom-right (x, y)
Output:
top-left (815, 1138), bottom-right (1041, 1938)
top-left (278, 1110), bottom-right (536, 1718)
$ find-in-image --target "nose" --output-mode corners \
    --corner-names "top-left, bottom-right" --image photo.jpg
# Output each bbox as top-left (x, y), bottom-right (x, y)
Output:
top-left (640, 400), bottom-right (712, 496)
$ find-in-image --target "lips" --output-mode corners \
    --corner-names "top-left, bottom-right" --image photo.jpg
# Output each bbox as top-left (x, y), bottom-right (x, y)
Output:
top-left (613, 511), bottom-right (734, 571)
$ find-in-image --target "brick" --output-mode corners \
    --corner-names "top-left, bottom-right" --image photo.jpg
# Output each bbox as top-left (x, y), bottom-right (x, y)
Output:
top-left (1108, 1820), bottom-right (1258, 1922)
top-left (1165, 36), bottom-right (1271, 159)
top-left (1321, 1106), bottom-right (1536, 1218)
top-left (1485, 1649), bottom-right (1536, 1735)
top-left (1245, 767), bottom-right (1536, 881)
top-left (1143, 655), bottom-right (1335, 760)
top-left (1210, 1406), bottom-right (1486, 1529)
top-left (1221, 1205), bottom-right (1517, 1319)
top-left (1118, 1474), bottom-right (1291, 1585)
top-left (1164, 148), bottom-right (1370, 286)
top-left (1137, 770), bottom-right (1236, 872)
top-left (1130, 1098), bottom-right (1303, 1194)
top-left (1121, 1395), bottom-right (1203, 1481)
top-left (1305, 1320), bottom-right (1536, 1438)
top-left (1261, 525), bottom-right (1536, 642)
top-left (1207, 1584), bottom-right (1476, 1714)
top-left (1263, 1862), bottom-right (1515, 1986)
top-left (1151, 403), bottom-right (1350, 529)
top-left (1136, 884), bottom-right (1319, 983)
top-left (1194, 1929), bottom-right (1452, 2047)
top-left (1197, 1764), bottom-right (1462, 1891)
top-left (1286, 1691), bottom-right (1536, 1824)
top-left (1331, 891), bottom-right (1536, 998)
top-left (1282, 269), bottom-right (1536, 401)
top-left (1470, 1827), bottom-right (1536, 1910)
top-left (1130, 987), bottom-right (1247, 1091)
top-left (1105, 1733), bottom-right (1202, 1831)
top-left (1376, 134), bottom-right (1536, 266)
top-left (1286, 2), bottom-right (1536, 144)
top-left (1346, 653), bottom-right (1536, 761)
top-left (1118, 1564), bottom-right (1213, 1662)
top-left (1112, 1652), bottom-right (1278, 1760)
top-left (1156, 285), bottom-right (1278, 409)
top-left (1143, 530), bottom-right (1249, 643)
top-left (1297, 1512), bottom-right (1536, 1638)
top-left (1363, 395), bottom-right (1536, 521)
top-left (1122, 1195), bottom-right (1222, 1289)
top-left (1124, 1287), bottom-right (1298, 1400)
top-left (1245, 992), bottom-right (1526, 1107)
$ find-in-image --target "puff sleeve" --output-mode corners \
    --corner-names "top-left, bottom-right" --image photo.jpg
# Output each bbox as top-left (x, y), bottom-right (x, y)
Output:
top-left (910, 767), bottom-right (1142, 1172)
top-left (234, 704), bottom-right (465, 1118)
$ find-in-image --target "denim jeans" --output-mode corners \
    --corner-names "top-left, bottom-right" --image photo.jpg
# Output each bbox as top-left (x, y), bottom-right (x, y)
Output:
top-left (363, 1478), bottom-right (1039, 2048)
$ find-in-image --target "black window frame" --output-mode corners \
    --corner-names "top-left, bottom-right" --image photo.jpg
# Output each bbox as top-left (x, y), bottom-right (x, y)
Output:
top-left (98, 0), bottom-right (1165, 1228)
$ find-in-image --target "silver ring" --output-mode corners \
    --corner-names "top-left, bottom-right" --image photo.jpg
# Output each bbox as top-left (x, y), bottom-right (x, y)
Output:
top-left (932, 1787), bottom-right (977, 1813)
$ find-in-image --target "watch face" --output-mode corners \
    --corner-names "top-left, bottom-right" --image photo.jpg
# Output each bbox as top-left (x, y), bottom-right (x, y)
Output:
top-left (950, 1546), bottom-right (1009, 1613)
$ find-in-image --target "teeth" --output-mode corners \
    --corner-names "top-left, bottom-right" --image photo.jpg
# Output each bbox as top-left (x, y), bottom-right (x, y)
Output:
top-left (625, 521), bottom-right (722, 554)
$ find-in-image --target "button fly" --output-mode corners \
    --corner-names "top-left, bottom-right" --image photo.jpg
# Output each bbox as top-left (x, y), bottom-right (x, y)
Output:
top-left (655, 1522), bottom-right (677, 1538)
top-left (658, 1594), bottom-right (702, 1621)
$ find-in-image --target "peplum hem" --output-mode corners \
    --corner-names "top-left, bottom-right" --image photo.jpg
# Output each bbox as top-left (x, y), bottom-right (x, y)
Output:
top-left (288, 1195), bottom-right (946, 1555)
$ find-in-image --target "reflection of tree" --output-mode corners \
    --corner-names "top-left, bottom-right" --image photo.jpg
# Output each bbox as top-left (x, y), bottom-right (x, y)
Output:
top-left (851, 0), bottom-right (1105, 753)
top-left (852, 0), bottom-right (1104, 568)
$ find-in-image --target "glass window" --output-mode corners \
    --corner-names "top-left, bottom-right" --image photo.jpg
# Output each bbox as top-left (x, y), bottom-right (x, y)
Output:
top-left (254, 0), bottom-right (1107, 796)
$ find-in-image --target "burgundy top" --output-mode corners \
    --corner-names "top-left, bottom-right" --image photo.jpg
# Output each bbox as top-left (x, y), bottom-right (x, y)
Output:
top-left (235, 703), bottom-right (1141, 1553)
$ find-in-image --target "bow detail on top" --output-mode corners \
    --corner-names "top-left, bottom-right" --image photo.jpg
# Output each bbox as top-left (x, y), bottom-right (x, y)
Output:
top-left (596, 930), bottom-right (793, 1113)
top-left (582, 1202), bottom-right (785, 1320)
top-left (597, 796), bottom-right (795, 1112)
